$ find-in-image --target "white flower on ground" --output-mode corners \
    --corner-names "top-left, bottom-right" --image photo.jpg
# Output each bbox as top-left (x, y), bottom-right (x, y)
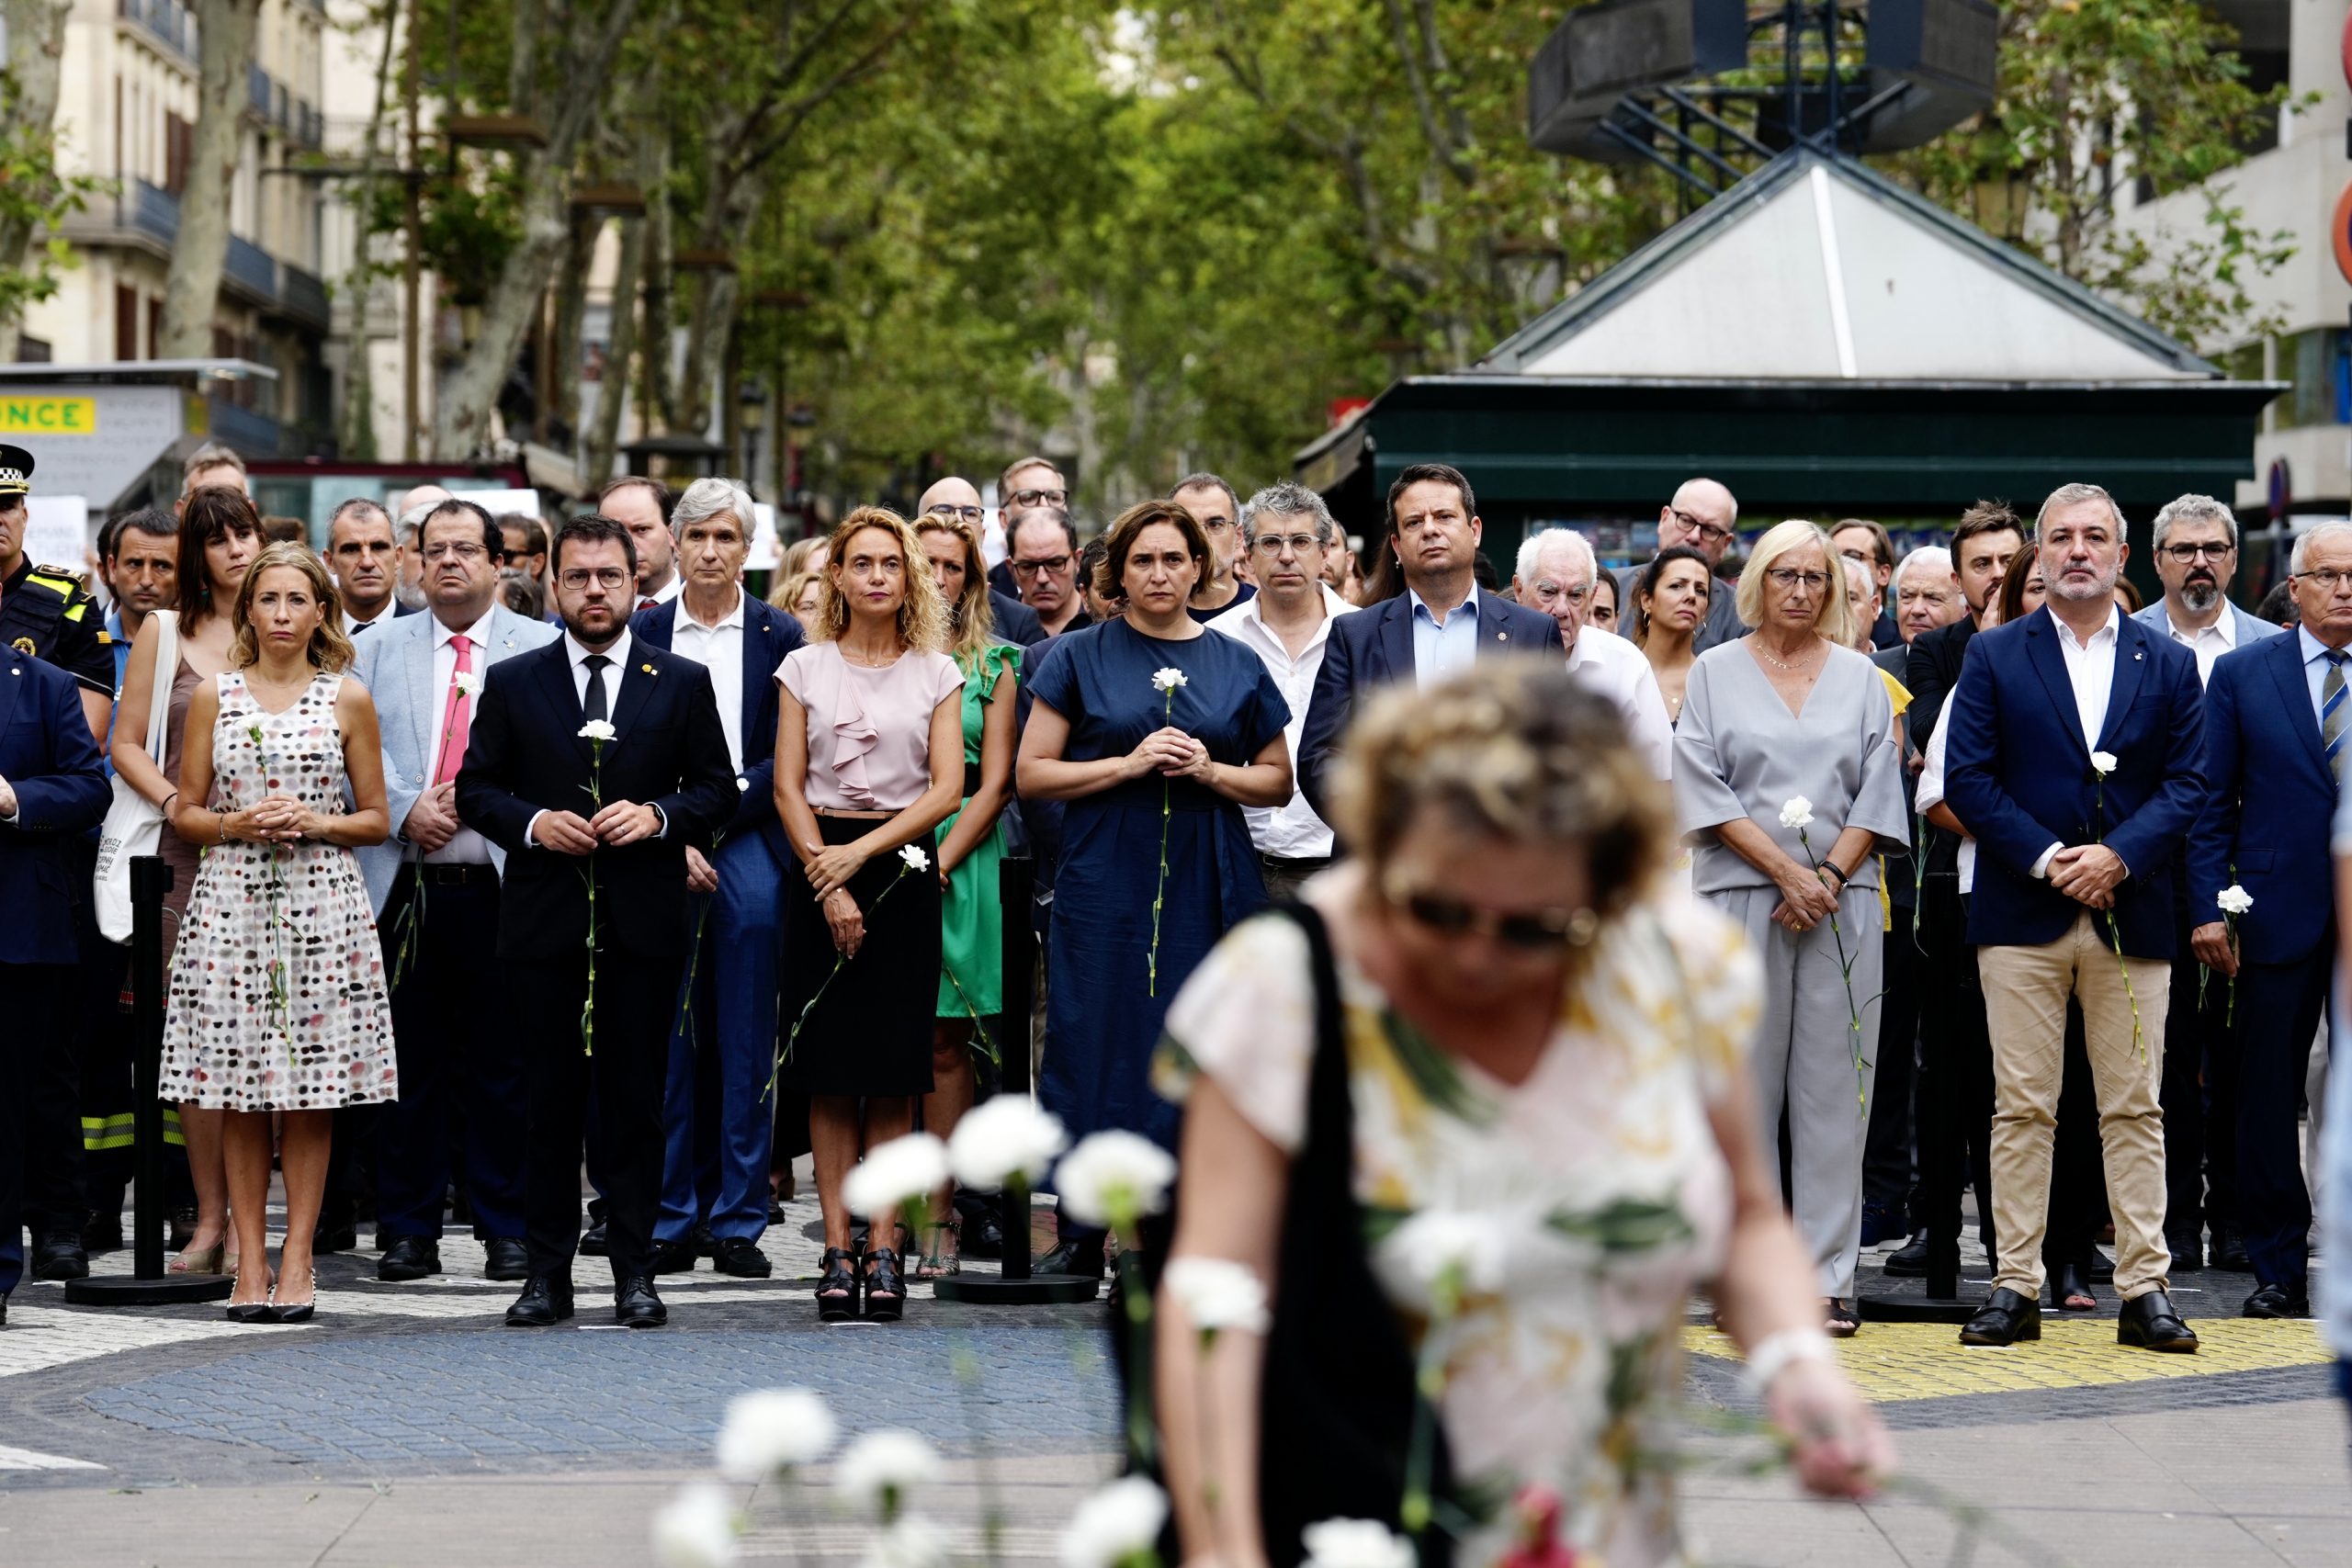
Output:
top-left (834, 1429), bottom-right (940, 1519)
top-left (1150, 667), bottom-right (1188, 693)
top-left (1371, 1208), bottom-right (1512, 1314)
top-left (650, 1483), bottom-right (738, 1568)
top-left (2217, 884), bottom-right (2254, 916)
top-left (948, 1096), bottom-right (1068, 1191)
top-left (842, 1133), bottom-right (951, 1219)
top-left (716, 1387), bottom-right (836, 1482)
top-left (1301, 1518), bottom-right (1416, 1568)
top-left (859, 1515), bottom-right (948, 1568)
top-left (1162, 1256), bottom-right (1270, 1337)
top-left (1057, 1476), bottom-right (1169, 1568)
top-left (2090, 750), bottom-right (2117, 776)
top-left (1777, 795), bottom-right (1814, 830)
top-left (1054, 1130), bottom-right (1177, 1228)
top-left (578, 719), bottom-right (617, 742)
top-left (899, 843), bottom-right (931, 873)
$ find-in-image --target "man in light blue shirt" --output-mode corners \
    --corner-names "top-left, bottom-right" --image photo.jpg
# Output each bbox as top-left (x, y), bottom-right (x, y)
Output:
top-left (1408, 577), bottom-right (1480, 690)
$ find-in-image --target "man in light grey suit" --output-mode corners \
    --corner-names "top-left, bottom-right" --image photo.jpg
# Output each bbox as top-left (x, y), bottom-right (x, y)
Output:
top-left (2132, 492), bottom-right (2286, 1276)
top-left (351, 499), bottom-right (561, 1284)
top-left (1614, 476), bottom-right (1747, 654)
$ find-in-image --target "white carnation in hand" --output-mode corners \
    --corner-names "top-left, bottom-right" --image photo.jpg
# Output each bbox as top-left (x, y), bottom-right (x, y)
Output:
top-left (2089, 750), bottom-right (2118, 775)
top-left (1777, 795), bottom-right (1814, 829)
top-left (899, 843), bottom-right (931, 873)
top-left (1301, 1518), bottom-right (1416, 1568)
top-left (842, 1133), bottom-right (950, 1218)
top-left (578, 719), bottom-right (617, 741)
top-left (833, 1429), bottom-right (940, 1518)
top-left (2217, 884), bottom-right (2254, 916)
top-left (947, 1096), bottom-right (1068, 1191)
top-left (715, 1388), bottom-right (835, 1481)
top-left (650, 1483), bottom-right (738, 1568)
top-left (1053, 1131), bottom-right (1177, 1228)
top-left (1057, 1477), bottom-right (1169, 1568)
top-left (1150, 667), bottom-right (1188, 693)
top-left (1162, 1256), bottom-right (1270, 1337)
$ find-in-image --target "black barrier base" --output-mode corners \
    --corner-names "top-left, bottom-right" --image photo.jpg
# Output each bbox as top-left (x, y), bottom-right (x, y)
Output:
top-left (933, 1271), bottom-right (1102, 1304)
top-left (1856, 1292), bottom-right (1980, 1325)
top-left (63, 1272), bottom-right (234, 1306)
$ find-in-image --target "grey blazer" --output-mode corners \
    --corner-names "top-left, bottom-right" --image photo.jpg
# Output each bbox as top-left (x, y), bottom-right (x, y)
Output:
top-left (2131, 597), bottom-right (2286, 657)
top-left (349, 603), bottom-right (562, 915)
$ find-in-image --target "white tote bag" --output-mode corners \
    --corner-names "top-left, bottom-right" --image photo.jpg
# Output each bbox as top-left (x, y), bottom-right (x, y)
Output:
top-left (94, 609), bottom-right (180, 943)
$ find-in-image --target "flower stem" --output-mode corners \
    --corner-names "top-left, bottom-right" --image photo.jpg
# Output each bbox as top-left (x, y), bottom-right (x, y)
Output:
top-left (1798, 826), bottom-right (1871, 1111)
top-left (1148, 690), bottom-right (1174, 996)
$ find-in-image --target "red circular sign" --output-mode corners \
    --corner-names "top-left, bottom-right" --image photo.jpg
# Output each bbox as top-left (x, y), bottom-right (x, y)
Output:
top-left (2334, 182), bottom-right (2352, 285)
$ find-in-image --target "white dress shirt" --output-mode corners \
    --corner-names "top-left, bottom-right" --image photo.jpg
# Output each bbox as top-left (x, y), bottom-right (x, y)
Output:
top-left (1208, 583), bottom-right (1356, 859)
top-left (526, 627), bottom-right (662, 848)
top-left (1564, 626), bottom-right (1676, 781)
top-left (2299, 626), bottom-right (2352, 725)
top-left (643, 574), bottom-right (684, 609)
top-left (1408, 582), bottom-right (1480, 691)
top-left (343, 601), bottom-right (400, 637)
top-left (671, 589), bottom-right (746, 773)
top-left (2162, 602), bottom-right (2235, 685)
top-left (1916, 699), bottom-right (1976, 894)
top-left (424, 609), bottom-right (496, 865)
top-left (2034, 603), bottom-right (2120, 879)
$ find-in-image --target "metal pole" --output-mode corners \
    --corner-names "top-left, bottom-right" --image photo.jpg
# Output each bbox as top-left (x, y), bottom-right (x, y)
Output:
top-left (401, 0), bottom-right (423, 462)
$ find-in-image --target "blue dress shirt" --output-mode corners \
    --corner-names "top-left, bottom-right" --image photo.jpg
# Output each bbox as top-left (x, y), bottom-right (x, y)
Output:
top-left (1408, 582), bottom-right (1481, 692)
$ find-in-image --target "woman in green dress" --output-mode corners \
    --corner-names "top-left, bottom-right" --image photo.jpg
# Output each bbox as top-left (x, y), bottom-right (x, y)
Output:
top-left (913, 510), bottom-right (1018, 1273)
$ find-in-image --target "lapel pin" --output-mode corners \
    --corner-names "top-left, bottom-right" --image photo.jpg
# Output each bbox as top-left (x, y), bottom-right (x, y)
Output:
top-left (1498, 631), bottom-right (1509, 642)
top-left (641, 662), bottom-right (657, 675)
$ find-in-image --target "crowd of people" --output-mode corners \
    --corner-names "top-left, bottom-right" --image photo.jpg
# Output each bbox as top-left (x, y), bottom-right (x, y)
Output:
top-left (3, 431), bottom-right (2351, 1556)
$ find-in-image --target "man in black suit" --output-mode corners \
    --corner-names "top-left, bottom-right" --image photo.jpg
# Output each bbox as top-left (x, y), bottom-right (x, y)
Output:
top-left (457, 515), bottom-right (737, 1329)
top-left (1296, 462), bottom-right (1557, 822)
top-left (329, 498), bottom-right (423, 636)
top-left (918, 477), bottom-right (1045, 646)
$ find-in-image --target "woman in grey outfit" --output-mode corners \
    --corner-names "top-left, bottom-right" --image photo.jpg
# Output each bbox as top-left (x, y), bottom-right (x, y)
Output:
top-left (1674, 519), bottom-right (1909, 1336)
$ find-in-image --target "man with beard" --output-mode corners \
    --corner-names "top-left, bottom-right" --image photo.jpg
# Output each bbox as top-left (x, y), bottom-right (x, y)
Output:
top-left (2134, 494), bottom-right (2283, 1275)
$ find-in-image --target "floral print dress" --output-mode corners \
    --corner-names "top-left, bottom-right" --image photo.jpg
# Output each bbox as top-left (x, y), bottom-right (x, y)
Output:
top-left (158, 670), bottom-right (397, 1111)
top-left (1159, 884), bottom-right (1761, 1568)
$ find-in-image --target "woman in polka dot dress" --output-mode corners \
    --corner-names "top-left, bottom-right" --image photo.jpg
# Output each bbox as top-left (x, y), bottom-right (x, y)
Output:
top-left (158, 542), bottom-right (396, 1322)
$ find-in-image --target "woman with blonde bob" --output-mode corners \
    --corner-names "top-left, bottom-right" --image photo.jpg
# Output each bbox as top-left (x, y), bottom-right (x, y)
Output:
top-left (1155, 664), bottom-right (1890, 1568)
top-left (156, 542), bottom-right (395, 1322)
top-left (771, 506), bottom-right (966, 1321)
top-left (1672, 520), bottom-right (1907, 1337)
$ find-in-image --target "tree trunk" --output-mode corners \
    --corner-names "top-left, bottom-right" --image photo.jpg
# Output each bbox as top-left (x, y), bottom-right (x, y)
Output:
top-left (0, 0), bottom-right (74, 320)
top-left (673, 173), bottom-right (763, 441)
top-left (639, 126), bottom-right (675, 436)
top-left (548, 206), bottom-right (600, 448)
top-left (158, 0), bottom-right (261, 360)
top-left (582, 209), bottom-right (645, 490)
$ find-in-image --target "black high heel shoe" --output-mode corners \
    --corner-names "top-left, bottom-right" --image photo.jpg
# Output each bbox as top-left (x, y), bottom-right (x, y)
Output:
top-left (863, 1248), bottom-right (906, 1322)
top-left (225, 1265), bottom-right (277, 1324)
top-left (816, 1247), bottom-right (861, 1323)
top-left (268, 1270), bottom-right (317, 1324)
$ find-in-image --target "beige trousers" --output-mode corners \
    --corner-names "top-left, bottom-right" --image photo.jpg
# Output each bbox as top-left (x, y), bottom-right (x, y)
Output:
top-left (1978, 911), bottom-right (2172, 1300)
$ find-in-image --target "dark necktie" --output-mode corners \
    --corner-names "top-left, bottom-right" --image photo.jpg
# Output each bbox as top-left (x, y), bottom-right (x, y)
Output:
top-left (2324, 649), bottom-right (2347, 784)
top-left (582, 653), bottom-right (612, 725)
top-left (638, 596), bottom-right (658, 612)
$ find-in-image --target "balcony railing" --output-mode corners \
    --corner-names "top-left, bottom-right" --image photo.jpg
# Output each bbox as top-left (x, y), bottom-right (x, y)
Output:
top-left (247, 62), bottom-right (271, 118)
top-left (277, 264), bottom-right (331, 331)
top-left (206, 395), bottom-right (283, 458)
top-left (224, 233), bottom-right (277, 302)
top-left (121, 177), bottom-right (181, 247)
top-left (119, 0), bottom-right (197, 59)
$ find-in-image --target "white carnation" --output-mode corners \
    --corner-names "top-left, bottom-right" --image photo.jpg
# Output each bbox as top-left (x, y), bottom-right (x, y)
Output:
top-left (452, 671), bottom-right (481, 698)
top-left (834, 1429), bottom-right (940, 1519)
top-left (650, 1483), bottom-right (738, 1568)
top-left (899, 843), bottom-right (931, 873)
top-left (1370, 1207), bottom-right (1512, 1314)
top-left (1057, 1477), bottom-right (1169, 1568)
top-left (1150, 667), bottom-right (1188, 693)
top-left (578, 719), bottom-right (618, 742)
top-left (2217, 884), bottom-right (2254, 917)
top-left (842, 1133), bottom-right (950, 1219)
top-left (2090, 750), bottom-right (2118, 775)
top-left (947, 1096), bottom-right (1068, 1191)
top-left (1777, 795), bottom-right (1814, 830)
top-left (716, 1387), bottom-right (835, 1481)
top-left (1053, 1130), bottom-right (1177, 1228)
top-left (1301, 1518), bottom-right (1416, 1568)
top-left (859, 1516), bottom-right (947, 1568)
top-left (1162, 1256), bottom-right (1270, 1337)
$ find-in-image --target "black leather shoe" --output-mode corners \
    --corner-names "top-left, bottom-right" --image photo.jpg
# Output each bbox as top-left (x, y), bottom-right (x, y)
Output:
top-left (650, 1239), bottom-right (699, 1275)
top-left (690, 1222), bottom-right (720, 1258)
top-left (962, 1209), bottom-right (1005, 1260)
top-left (1037, 1235), bottom-right (1106, 1279)
top-left (615, 1276), bottom-right (667, 1328)
top-left (1881, 1235), bottom-right (1930, 1277)
top-left (1960, 1287), bottom-right (2041, 1346)
top-left (377, 1236), bottom-right (441, 1281)
top-left (2242, 1282), bottom-right (2311, 1319)
top-left (32, 1232), bottom-right (89, 1280)
top-left (80, 1208), bottom-right (124, 1254)
top-left (2118, 1288), bottom-right (2199, 1352)
top-left (503, 1277), bottom-right (574, 1327)
top-left (2211, 1228), bottom-right (2250, 1271)
top-left (712, 1237), bottom-right (772, 1278)
top-left (576, 1220), bottom-right (609, 1258)
top-left (169, 1206), bottom-right (198, 1251)
top-left (2165, 1230), bottom-right (2204, 1273)
top-left (313, 1220), bottom-right (357, 1254)
top-left (1, 1292), bottom-right (9, 1327)
top-left (483, 1236), bottom-right (530, 1281)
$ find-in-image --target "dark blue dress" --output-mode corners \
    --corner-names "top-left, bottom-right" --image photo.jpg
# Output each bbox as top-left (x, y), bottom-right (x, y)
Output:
top-left (1026, 618), bottom-right (1289, 1153)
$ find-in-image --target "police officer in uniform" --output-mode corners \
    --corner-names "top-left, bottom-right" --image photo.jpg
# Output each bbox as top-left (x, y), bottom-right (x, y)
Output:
top-left (0, 445), bottom-right (118, 1281)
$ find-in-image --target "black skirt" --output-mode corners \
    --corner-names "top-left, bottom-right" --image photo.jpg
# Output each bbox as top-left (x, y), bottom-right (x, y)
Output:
top-left (774, 815), bottom-right (940, 1098)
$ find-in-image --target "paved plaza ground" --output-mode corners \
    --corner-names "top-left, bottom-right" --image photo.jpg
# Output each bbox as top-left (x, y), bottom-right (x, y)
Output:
top-left (1, 1177), bottom-right (2345, 1568)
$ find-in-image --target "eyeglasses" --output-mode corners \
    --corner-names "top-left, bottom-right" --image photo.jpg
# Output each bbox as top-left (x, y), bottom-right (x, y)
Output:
top-left (1670, 509), bottom-right (1735, 546)
top-left (1009, 488), bottom-right (1068, 509)
top-left (1012, 554), bottom-right (1073, 578)
top-left (1529, 579), bottom-right (1589, 606)
top-left (1382, 873), bottom-right (1587, 952)
top-left (2294, 568), bottom-right (2352, 591)
top-left (1250, 532), bottom-right (1323, 558)
top-left (1767, 568), bottom-right (1829, 591)
top-left (924, 504), bottom-right (984, 525)
top-left (2163, 542), bottom-right (2235, 564)
top-left (557, 567), bottom-right (631, 591)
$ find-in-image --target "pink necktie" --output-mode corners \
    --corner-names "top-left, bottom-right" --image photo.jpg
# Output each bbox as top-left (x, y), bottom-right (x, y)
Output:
top-left (433, 634), bottom-right (474, 786)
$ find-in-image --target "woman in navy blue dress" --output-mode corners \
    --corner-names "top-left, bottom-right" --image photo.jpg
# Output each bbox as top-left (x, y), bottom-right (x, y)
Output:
top-left (1018, 499), bottom-right (1292, 1276)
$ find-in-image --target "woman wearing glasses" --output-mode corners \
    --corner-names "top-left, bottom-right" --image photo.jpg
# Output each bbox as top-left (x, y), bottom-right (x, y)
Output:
top-left (1672, 520), bottom-right (1908, 1337)
top-left (1154, 665), bottom-right (1889, 1568)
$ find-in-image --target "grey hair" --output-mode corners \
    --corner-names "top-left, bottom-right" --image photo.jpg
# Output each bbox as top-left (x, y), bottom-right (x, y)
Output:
top-left (2150, 493), bottom-right (2237, 551)
top-left (1514, 525), bottom-right (1598, 587)
top-left (1238, 482), bottom-right (1337, 547)
top-left (328, 496), bottom-right (391, 535)
top-left (1893, 546), bottom-right (1954, 591)
top-left (395, 501), bottom-right (435, 543)
top-left (2291, 521), bottom-right (2352, 575)
top-left (673, 476), bottom-right (757, 536)
top-left (2036, 481), bottom-right (2129, 545)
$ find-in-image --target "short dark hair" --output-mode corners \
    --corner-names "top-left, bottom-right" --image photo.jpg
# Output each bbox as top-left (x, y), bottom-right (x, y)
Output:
top-left (175, 488), bottom-right (263, 621)
top-left (1385, 463), bottom-right (1476, 532)
top-left (1170, 472), bottom-right (1239, 520)
top-left (1630, 544), bottom-right (1713, 649)
top-left (1078, 537), bottom-right (1113, 601)
top-left (1095, 499), bottom-right (1208, 599)
top-left (497, 513), bottom-right (548, 556)
top-left (423, 498), bottom-right (504, 558)
top-left (1009, 506), bottom-right (1079, 557)
top-left (106, 506), bottom-right (177, 561)
top-left (598, 475), bottom-right (674, 525)
top-left (1951, 502), bottom-right (2024, 557)
top-left (1830, 518), bottom-right (1894, 570)
top-left (551, 513), bottom-right (639, 579)
top-left (498, 569), bottom-right (547, 620)
top-left (260, 514), bottom-right (305, 544)
top-left (328, 497), bottom-right (392, 540)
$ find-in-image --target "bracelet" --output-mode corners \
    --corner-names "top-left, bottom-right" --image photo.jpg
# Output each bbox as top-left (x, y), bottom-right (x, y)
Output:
top-left (1744, 1327), bottom-right (1836, 1395)
top-left (1820, 860), bottom-right (1848, 887)
top-left (162, 791), bottom-right (179, 816)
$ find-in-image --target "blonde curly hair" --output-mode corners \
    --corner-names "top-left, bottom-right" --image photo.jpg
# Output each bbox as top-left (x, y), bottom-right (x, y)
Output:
top-left (809, 505), bottom-right (949, 653)
top-left (229, 542), bottom-right (356, 674)
top-left (1329, 663), bottom-right (1666, 913)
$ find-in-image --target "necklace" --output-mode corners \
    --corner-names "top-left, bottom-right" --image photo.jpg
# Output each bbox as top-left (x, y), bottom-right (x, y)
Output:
top-left (1753, 637), bottom-right (1821, 674)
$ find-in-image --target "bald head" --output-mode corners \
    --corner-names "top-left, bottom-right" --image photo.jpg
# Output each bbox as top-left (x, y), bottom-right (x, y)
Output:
top-left (919, 477), bottom-right (982, 515)
top-left (1660, 478), bottom-right (1737, 565)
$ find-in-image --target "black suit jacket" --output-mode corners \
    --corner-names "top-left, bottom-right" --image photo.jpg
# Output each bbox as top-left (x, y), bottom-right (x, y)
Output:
top-left (1296, 589), bottom-right (1559, 823)
top-left (990, 590), bottom-right (1046, 648)
top-left (1904, 615), bottom-right (1977, 754)
top-left (455, 637), bottom-right (737, 961)
top-left (628, 593), bottom-right (805, 861)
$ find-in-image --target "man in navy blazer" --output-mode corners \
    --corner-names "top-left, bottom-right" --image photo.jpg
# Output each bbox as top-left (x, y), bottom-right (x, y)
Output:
top-left (0, 649), bottom-right (110, 1323)
top-left (1945, 482), bottom-right (2208, 1352)
top-left (627, 479), bottom-right (804, 1280)
top-left (457, 515), bottom-right (737, 1329)
top-left (2188, 521), bottom-right (2352, 1317)
top-left (1297, 463), bottom-right (1557, 823)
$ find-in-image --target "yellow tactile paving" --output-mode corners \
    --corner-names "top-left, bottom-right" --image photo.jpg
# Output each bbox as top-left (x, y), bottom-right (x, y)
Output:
top-left (1684, 1319), bottom-right (2332, 1403)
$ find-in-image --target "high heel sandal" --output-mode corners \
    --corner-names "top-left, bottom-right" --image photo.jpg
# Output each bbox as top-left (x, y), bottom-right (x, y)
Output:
top-left (1824, 1297), bottom-right (1860, 1337)
top-left (171, 1239), bottom-right (226, 1276)
top-left (268, 1270), bottom-right (317, 1325)
top-left (816, 1247), bottom-right (861, 1323)
top-left (863, 1248), bottom-right (907, 1322)
top-left (915, 1218), bottom-right (961, 1280)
